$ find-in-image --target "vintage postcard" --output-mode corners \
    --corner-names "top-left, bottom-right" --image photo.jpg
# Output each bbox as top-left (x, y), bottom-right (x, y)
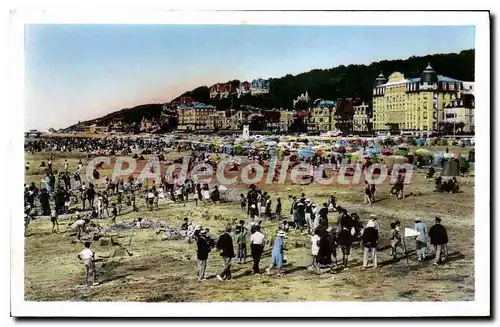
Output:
top-left (9, 9), bottom-right (490, 317)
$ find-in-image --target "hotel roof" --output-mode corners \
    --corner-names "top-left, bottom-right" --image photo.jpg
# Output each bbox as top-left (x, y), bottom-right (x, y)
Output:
top-left (378, 75), bottom-right (462, 87)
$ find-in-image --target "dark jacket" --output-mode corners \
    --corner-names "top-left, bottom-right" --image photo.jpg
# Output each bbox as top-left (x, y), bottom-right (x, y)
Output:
top-left (362, 227), bottom-right (379, 248)
top-left (197, 236), bottom-right (211, 260)
top-left (216, 232), bottom-right (235, 258)
top-left (429, 224), bottom-right (448, 245)
top-left (316, 235), bottom-right (332, 266)
top-left (319, 207), bottom-right (328, 220)
top-left (337, 229), bottom-right (353, 247)
top-left (327, 232), bottom-right (337, 251)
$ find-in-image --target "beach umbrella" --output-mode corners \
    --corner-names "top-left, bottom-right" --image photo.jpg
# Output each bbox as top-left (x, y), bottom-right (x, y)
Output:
top-left (298, 149), bottom-right (314, 159)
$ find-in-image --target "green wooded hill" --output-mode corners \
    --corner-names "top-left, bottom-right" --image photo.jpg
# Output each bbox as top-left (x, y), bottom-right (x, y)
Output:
top-left (65, 49), bottom-right (474, 129)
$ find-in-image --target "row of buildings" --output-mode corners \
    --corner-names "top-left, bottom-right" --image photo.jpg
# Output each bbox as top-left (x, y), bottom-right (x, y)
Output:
top-left (174, 63), bottom-right (474, 134)
top-left (66, 63), bottom-right (474, 135)
top-left (173, 97), bottom-right (372, 134)
top-left (209, 78), bottom-right (270, 99)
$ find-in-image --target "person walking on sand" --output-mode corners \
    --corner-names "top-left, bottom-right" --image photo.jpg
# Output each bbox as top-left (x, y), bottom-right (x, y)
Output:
top-left (50, 208), bottom-right (60, 234)
top-left (266, 230), bottom-right (286, 276)
top-left (414, 218), bottom-right (427, 262)
top-left (236, 220), bottom-right (248, 264)
top-left (216, 226), bottom-right (235, 281)
top-left (337, 225), bottom-right (353, 270)
top-left (196, 229), bottom-right (211, 281)
top-left (363, 181), bottom-right (372, 205)
top-left (250, 225), bottom-right (265, 274)
top-left (77, 241), bottom-right (99, 287)
top-left (310, 228), bottom-right (321, 269)
top-left (429, 217), bottom-right (448, 266)
top-left (362, 220), bottom-right (379, 269)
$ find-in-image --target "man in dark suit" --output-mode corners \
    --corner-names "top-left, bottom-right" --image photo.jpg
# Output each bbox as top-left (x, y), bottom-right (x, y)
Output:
top-left (196, 230), bottom-right (211, 281)
top-left (429, 217), bottom-right (449, 266)
top-left (362, 220), bottom-right (379, 269)
top-left (216, 226), bottom-right (235, 281)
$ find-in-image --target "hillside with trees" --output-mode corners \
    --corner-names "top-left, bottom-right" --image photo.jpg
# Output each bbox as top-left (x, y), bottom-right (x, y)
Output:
top-left (66, 49), bottom-right (474, 129)
top-left (174, 49), bottom-right (474, 110)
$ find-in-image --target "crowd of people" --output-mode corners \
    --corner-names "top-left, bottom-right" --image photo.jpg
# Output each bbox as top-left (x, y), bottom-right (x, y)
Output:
top-left (24, 137), bottom-right (453, 288)
top-left (186, 185), bottom-right (450, 282)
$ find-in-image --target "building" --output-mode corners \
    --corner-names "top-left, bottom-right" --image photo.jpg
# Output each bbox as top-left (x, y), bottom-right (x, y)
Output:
top-left (71, 124), bottom-right (89, 133)
top-left (352, 102), bottom-right (371, 132)
top-left (177, 102), bottom-right (217, 132)
top-left (88, 124), bottom-right (108, 134)
top-left (308, 99), bottom-right (336, 133)
top-left (263, 110), bottom-right (281, 132)
top-left (140, 117), bottom-right (158, 132)
top-left (443, 98), bottom-right (475, 133)
top-left (279, 111), bottom-right (294, 133)
top-left (335, 98), bottom-right (357, 133)
top-left (372, 64), bottom-right (464, 132)
top-left (237, 81), bottom-right (252, 98)
top-left (250, 78), bottom-right (270, 95)
top-left (215, 111), bottom-right (233, 130)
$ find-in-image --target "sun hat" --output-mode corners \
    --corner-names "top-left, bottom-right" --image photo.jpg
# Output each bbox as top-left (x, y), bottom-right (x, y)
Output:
top-left (200, 229), bottom-right (207, 235)
top-left (277, 230), bottom-right (286, 237)
top-left (366, 220), bottom-right (376, 228)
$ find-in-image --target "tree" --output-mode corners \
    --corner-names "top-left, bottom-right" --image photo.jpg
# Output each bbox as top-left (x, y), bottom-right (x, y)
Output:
top-left (294, 100), bottom-right (310, 111)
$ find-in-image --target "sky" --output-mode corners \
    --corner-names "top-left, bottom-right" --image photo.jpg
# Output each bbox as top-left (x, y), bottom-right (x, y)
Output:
top-left (24, 25), bottom-right (475, 131)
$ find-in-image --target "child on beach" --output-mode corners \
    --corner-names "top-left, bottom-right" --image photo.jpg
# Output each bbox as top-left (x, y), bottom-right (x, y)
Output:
top-left (77, 241), bottom-right (99, 287)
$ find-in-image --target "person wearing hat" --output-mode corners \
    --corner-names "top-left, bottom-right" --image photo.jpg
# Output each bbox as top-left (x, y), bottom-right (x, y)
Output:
top-left (369, 215), bottom-right (381, 238)
top-left (414, 218), bottom-right (427, 262)
top-left (318, 203), bottom-right (329, 229)
top-left (361, 220), bottom-right (379, 269)
top-left (428, 217), bottom-right (449, 265)
top-left (266, 230), bottom-right (286, 276)
top-left (250, 225), bottom-right (266, 274)
top-left (196, 229), bottom-right (211, 281)
top-left (216, 226), bottom-right (235, 281)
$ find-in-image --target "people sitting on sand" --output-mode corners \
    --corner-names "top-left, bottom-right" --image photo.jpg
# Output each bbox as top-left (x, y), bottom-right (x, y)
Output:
top-left (390, 175), bottom-right (405, 199)
top-left (426, 166), bottom-right (435, 179)
top-left (180, 218), bottom-right (189, 231)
